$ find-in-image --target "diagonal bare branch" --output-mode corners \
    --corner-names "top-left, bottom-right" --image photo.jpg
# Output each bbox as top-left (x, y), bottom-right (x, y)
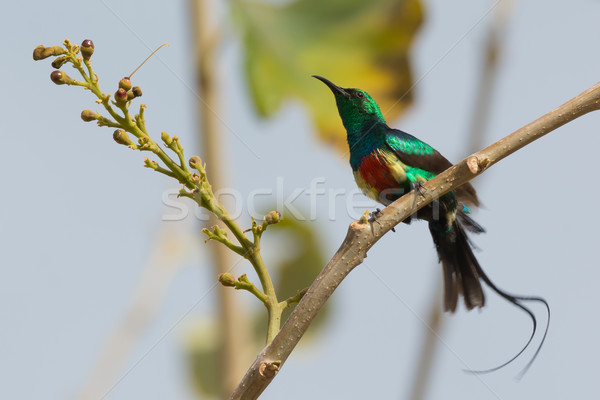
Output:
top-left (230, 80), bottom-right (600, 400)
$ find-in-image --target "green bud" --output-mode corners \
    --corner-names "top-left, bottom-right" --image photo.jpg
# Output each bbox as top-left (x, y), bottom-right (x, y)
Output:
top-left (50, 70), bottom-right (73, 85)
top-left (189, 155), bottom-right (203, 170)
top-left (143, 157), bottom-right (158, 170)
top-left (191, 173), bottom-right (201, 183)
top-left (265, 211), bottom-right (281, 225)
top-left (131, 86), bottom-right (142, 97)
top-left (171, 136), bottom-right (183, 152)
top-left (81, 110), bottom-right (99, 122)
top-left (178, 188), bottom-right (190, 198)
top-left (33, 45), bottom-right (65, 60)
top-left (218, 273), bottom-right (236, 287)
top-left (119, 77), bottom-right (132, 91)
top-left (161, 131), bottom-right (172, 146)
top-left (80, 39), bottom-right (94, 60)
top-left (113, 129), bottom-right (134, 146)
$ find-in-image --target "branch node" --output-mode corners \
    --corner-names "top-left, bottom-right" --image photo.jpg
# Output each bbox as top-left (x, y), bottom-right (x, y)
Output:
top-left (467, 156), bottom-right (481, 174)
top-left (467, 155), bottom-right (491, 175)
top-left (259, 361), bottom-right (281, 378)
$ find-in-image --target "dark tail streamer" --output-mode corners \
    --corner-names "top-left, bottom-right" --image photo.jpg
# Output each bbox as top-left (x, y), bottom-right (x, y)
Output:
top-left (467, 257), bottom-right (550, 378)
top-left (432, 215), bottom-right (550, 378)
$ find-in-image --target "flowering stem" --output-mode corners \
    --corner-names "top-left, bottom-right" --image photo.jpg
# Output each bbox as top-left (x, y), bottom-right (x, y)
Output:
top-left (34, 38), bottom-right (285, 345)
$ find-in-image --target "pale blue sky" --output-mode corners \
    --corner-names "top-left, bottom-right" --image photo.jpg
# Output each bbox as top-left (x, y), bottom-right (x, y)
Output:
top-left (2, 1), bottom-right (600, 399)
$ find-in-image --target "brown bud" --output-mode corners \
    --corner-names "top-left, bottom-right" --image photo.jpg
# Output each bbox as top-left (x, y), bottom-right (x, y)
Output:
top-left (80, 40), bottom-right (94, 60)
top-left (51, 56), bottom-right (69, 69)
top-left (114, 88), bottom-right (128, 102)
top-left (131, 86), bottom-right (142, 97)
top-left (218, 273), bottom-right (236, 287)
top-left (81, 110), bottom-right (99, 122)
top-left (33, 45), bottom-right (65, 60)
top-left (189, 156), bottom-right (203, 170)
top-left (113, 130), bottom-right (134, 146)
top-left (265, 211), bottom-right (281, 225)
top-left (50, 70), bottom-right (72, 85)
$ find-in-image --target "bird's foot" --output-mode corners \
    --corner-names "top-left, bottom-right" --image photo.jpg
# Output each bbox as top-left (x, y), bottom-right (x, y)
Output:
top-left (370, 208), bottom-right (395, 232)
top-left (412, 181), bottom-right (427, 197)
top-left (406, 182), bottom-right (426, 223)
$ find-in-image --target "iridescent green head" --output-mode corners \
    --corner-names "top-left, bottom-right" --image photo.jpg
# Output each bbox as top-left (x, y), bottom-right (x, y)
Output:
top-left (313, 75), bottom-right (386, 134)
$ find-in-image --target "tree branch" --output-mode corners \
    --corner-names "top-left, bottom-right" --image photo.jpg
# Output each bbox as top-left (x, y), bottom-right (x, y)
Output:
top-left (229, 81), bottom-right (600, 399)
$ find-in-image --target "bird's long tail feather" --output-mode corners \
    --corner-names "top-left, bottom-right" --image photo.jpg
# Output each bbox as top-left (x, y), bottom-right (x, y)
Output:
top-left (429, 213), bottom-right (549, 376)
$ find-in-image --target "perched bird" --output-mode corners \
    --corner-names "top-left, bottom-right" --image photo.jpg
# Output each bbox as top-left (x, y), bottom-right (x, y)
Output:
top-left (314, 75), bottom-right (548, 374)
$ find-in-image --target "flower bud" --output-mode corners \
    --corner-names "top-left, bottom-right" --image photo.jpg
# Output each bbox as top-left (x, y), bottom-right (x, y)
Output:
top-left (113, 129), bottom-right (134, 146)
top-left (265, 211), bottom-right (281, 225)
top-left (218, 273), bottom-right (236, 287)
top-left (51, 56), bottom-right (69, 69)
top-left (144, 158), bottom-right (158, 170)
top-left (33, 45), bottom-right (65, 60)
top-left (114, 88), bottom-right (128, 103)
top-left (119, 77), bottom-right (132, 91)
top-left (50, 70), bottom-right (72, 85)
top-left (189, 155), bottom-right (203, 170)
top-left (80, 39), bottom-right (94, 60)
top-left (131, 86), bottom-right (142, 97)
top-left (161, 131), bottom-right (172, 146)
top-left (81, 109), bottom-right (99, 122)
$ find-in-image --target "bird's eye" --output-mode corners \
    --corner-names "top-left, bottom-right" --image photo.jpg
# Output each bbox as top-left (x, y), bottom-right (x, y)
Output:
top-left (356, 91), bottom-right (364, 98)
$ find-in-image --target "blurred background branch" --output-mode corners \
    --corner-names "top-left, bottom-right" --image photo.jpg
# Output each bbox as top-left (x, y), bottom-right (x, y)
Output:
top-left (189, 0), bottom-right (251, 396)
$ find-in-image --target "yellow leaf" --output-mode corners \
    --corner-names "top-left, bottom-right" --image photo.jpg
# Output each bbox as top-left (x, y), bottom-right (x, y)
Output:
top-left (233, 0), bottom-right (424, 153)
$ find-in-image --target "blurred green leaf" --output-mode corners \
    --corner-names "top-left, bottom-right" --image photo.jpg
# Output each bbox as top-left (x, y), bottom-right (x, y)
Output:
top-left (274, 218), bottom-right (326, 310)
top-left (233, 0), bottom-right (424, 153)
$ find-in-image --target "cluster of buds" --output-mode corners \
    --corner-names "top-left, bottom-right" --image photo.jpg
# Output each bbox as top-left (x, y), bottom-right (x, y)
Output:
top-left (33, 40), bottom-right (90, 86)
top-left (114, 76), bottom-right (142, 106)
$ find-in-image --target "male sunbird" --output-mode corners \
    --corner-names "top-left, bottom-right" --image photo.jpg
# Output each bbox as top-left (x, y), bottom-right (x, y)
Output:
top-left (314, 75), bottom-right (548, 374)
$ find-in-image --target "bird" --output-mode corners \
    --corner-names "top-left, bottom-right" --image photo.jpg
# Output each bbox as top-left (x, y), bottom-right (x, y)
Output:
top-left (313, 75), bottom-right (548, 375)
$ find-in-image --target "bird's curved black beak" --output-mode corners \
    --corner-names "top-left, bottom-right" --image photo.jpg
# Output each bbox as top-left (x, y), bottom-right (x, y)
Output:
top-left (312, 75), bottom-right (350, 99)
